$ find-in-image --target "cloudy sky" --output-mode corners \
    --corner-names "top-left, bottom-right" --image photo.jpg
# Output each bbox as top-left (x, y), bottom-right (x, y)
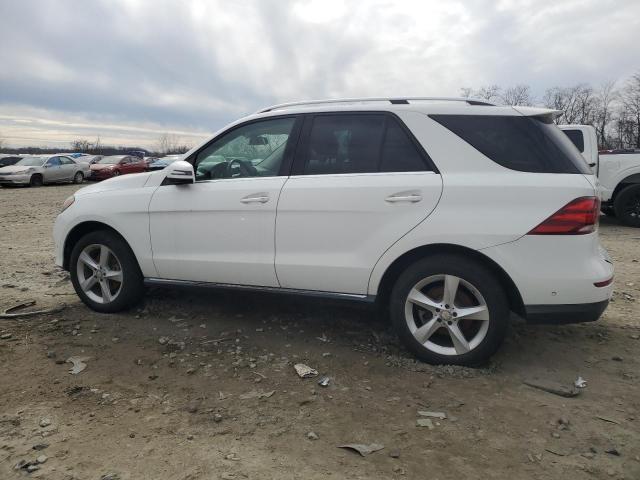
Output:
top-left (1, 0), bottom-right (639, 149)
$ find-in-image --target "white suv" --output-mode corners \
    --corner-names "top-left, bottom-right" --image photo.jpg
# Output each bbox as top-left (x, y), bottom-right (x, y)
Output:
top-left (53, 97), bottom-right (614, 365)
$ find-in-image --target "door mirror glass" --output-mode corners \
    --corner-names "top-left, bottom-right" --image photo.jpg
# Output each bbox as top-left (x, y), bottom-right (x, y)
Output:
top-left (164, 160), bottom-right (194, 185)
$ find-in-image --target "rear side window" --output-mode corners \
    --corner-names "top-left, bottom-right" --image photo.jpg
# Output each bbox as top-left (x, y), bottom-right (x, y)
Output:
top-left (430, 114), bottom-right (590, 174)
top-left (303, 114), bottom-right (431, 175)
top-left (562, 129), bottom-right (585, 152)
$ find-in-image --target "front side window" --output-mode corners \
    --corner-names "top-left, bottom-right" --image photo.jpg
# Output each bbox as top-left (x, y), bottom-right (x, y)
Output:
top-left (46, 157), bottom-right (61, 167)
top-left (194, 117), bottom-right (296, 181)
top-left (302, 114), bottom-right (430, 175)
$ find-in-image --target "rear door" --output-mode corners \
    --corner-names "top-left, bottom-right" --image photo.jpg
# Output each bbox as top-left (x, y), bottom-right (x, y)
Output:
top-left (58, 156), bottom-right (77, 180)
top-left (274, 112), bottom-right (443, 295)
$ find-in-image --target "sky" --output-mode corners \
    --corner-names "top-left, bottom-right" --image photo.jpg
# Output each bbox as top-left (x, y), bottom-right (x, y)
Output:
top-left (0, 0), bottom-right (639, 149)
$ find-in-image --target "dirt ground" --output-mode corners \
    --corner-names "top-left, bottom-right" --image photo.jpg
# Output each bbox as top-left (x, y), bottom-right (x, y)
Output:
top-left (1, 183), bottom-right (639, 480)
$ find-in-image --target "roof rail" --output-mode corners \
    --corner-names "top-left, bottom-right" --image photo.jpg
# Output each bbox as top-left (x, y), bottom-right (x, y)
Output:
top-left (257, 97), bottom-right (493, 113)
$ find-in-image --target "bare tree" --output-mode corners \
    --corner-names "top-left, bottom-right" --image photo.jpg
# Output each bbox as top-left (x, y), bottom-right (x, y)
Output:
top-left (156, 133), bottom-right (191, 155)
top-left (542, 84), bottom-right (597, 125)
top-left (70, 139), bottom-right (92, 152)
top-left (0, 132), bottom-right (4, 151)
top-left (593, 80), bottom-right (618, 149)
top-left (461, 84), bottom-right (534, 105)
top-left (500, 85), bottom-right (535, 106)
top-left (461, 85), bottom-right (501, 103)
top-left (93, 136), bottom-right (103, 154)
top-left (619, 73), bottom-right (640, 148)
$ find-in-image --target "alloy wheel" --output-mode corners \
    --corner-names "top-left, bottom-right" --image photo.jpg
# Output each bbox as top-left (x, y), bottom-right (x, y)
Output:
top-left (76, 244), bottom-right (123, 304)
top-left (404, 274), bottom-right (490, 356)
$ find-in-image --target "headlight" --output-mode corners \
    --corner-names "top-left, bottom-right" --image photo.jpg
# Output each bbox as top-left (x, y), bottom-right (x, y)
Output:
top-left (61, 195), bottom-right (75, 213)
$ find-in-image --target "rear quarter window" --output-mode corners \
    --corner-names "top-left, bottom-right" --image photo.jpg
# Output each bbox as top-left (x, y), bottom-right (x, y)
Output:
top-left (430, 114), bottom-right (590, 174)
top-left (562, 129), bottom-right (585, 153)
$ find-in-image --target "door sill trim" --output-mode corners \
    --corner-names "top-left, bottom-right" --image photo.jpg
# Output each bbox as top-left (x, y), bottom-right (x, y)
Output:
top-left (144, 278), bottom-right (375, 303)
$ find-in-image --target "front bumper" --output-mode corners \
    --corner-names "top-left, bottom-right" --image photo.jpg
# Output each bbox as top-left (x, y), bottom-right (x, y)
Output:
top-left (525, 299), bottom-right (609, 324)
top-left (0, 174), bottom-right (30, 184)
top-left (88, 171), bottom-right (114, 180)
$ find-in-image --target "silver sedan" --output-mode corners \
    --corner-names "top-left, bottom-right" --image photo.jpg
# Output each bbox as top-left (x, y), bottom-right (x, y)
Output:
top-left (0, 155), bottom-right (90, 187)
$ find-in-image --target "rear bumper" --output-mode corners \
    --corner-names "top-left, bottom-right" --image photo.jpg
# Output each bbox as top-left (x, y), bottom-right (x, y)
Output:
top-left (525, 299), bottom-right (609, 324)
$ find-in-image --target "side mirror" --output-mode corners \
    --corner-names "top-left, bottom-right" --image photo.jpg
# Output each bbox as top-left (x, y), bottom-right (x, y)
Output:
top-left (163, 160), bottom-right (194, 185)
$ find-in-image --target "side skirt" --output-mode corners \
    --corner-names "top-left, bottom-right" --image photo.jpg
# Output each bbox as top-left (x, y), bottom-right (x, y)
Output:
top-left (144, 277), bottom-right (376, 303)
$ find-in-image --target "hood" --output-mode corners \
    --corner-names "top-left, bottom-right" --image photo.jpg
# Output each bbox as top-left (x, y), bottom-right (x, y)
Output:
top-left (76, 171), bottom-right (152, 196)
top-left (90, 163), bottom-right (116, 170)
top-left (0, 165), bottom-right (39, 174)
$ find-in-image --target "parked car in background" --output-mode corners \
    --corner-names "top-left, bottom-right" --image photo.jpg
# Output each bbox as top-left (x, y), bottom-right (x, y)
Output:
top-left (54, 97), bottom-right (613, 365)
top-left (148, 155), bottom-right (181, 171)
top-left (560, 125), bottom-right (640, 227)
top-left (73, 154), bottom-right (103, 164)
top-left (0, 154), bottom-right (23, 167)
top-left (88, 155), bottom-right (147, 180)
top-left (0, 154), bottom-right (88, 187)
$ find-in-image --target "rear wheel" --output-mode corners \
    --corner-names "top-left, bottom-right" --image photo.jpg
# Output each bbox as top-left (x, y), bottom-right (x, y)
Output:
top-left (69, 230), bottom-right (144, 312)
top-left (73, 171), bottom-right (84, 184)
top-left (30, 174), bottom-right (43, 187)
top-left (614, 184), bottom-right (640, 227)
top-left (390, 255), bottom-right (509, 366)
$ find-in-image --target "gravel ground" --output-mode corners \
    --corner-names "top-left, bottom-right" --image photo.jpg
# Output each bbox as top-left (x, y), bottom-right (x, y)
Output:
top-left (1, 183), bottom-right (639, 480)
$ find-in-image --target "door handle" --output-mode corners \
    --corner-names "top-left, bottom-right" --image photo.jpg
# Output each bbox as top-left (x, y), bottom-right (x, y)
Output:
top-left (241, 194), bottom-right (270, 204)
top-left (385, 193), bottom-right (422, 203)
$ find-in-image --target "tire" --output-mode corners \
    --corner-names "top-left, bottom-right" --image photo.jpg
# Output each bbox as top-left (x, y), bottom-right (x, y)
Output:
top-left (614, 184), bottom-right (640, 227)
top-left (73, 171), bottom-right (84, 184)
top-left (30, 174), bottom-right (43, 187)
top-left (112, 170), bottom-right (121, 177)
top-left (69, 230), bottom-right (144, 313)
top-left (601, 204), bottom-right (616, 217)
top-left (389, 254), bottom-right (509, 366)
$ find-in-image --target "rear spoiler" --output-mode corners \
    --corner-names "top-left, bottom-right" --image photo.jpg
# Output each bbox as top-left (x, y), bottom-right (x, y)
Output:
top-left (511, 106), bottom-right (563, 120)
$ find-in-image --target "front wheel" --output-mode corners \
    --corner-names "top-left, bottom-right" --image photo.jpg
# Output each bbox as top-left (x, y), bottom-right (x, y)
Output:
top-left (390, 255), bottom-right (509, 366)
top-left (69, 230), bottom-right (144, 312)
top-left (30, 174), bottom-right (43, 187)
top-left (614, 184), bottom-right (640, 227)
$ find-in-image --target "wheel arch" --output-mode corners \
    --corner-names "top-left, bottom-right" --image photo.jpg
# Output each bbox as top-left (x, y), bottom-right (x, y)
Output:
top-left (612, 173), bottom-right (640, 201)
top-left (374, 243), bottom-right (525, 317)
top-left (63, 221), bottom-right (136, 271)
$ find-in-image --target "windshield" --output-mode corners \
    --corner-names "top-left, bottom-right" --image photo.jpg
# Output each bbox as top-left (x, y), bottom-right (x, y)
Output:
top-left (97, 157), bottom-right (120, 164)
top-left (15, 157), bottom-right (45, 166)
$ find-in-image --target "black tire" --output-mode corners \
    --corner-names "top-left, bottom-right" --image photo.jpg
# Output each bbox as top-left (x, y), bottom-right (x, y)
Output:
top-left (389, 254), bottom-right (509, 366)
top-left (601, 204), bottom-right (616, 217)
top-left (73, 171), bottom-right (84, 184)
top-left (69, 230), bottom-right (144, 313)
top-left (113, 170), bottom-right (121, 177)
top-left (614, 184), bottom-right (640, 227)
top-left (30, 174), bottom-right (43, 187)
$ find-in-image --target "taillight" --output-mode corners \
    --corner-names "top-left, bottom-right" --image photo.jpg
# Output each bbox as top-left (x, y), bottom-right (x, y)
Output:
top-left (528, 196), bottom-right (600, 235)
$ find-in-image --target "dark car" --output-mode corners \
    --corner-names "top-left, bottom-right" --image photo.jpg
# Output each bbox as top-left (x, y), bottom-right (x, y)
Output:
top-left (0, 155), bottom-right (23, 167)
top-left (88, 155), bottom-right (147, 180)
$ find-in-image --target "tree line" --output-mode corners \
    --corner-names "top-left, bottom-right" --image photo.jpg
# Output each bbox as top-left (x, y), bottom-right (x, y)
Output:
top-left (0, 132), bottom-right (192, 157)
top-left (462, 71), bottom-right (640, 150)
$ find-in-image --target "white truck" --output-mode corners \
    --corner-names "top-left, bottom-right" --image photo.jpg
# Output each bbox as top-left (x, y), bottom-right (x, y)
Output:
top-left (560, 125), bottom-right (640, 227)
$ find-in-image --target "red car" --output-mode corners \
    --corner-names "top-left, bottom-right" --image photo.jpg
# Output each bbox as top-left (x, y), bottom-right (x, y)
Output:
top-left (89, 155), bottom-right (147, 180)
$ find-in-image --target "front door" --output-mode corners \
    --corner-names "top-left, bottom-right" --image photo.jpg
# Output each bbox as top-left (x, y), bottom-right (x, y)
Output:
top-left (275, 112), bottom-right (443, 295)
top-left (148, 115), bottom-right (301, 286)
top-left (44, 156), bottom-right (63, 182)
